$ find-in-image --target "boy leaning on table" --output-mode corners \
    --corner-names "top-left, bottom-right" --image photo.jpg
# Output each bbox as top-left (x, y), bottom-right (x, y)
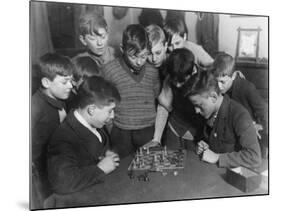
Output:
top-left (184, 70), bottom-right (262, 169)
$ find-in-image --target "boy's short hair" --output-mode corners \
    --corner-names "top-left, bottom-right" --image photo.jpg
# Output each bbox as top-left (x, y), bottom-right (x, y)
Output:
top-left (139, 8), bottom-right (164, 28)
top-left (164, 18), bottom-right (188, 46)
top-left (38, 53), bottom-right (74, 81)
top-left (73, 57), bottom-right (100, 81)
top-left (145, 24), bottom-right (166, 50)
top-left (184, 71), bottom-right (220, 97)
top-left (79, 12), bottom-right (108, 37)
top-left (212, 53), bottom-right (235, 77)
top-left (166, 48), bottom-right (195, 84)
top-left (122, 24), bottom-right (148, 56)
top-left (76, 76), bottom-right (121, 109)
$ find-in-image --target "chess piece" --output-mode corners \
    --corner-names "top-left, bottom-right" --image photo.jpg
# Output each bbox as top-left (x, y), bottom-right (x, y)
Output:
top-left (162, 172), bottom-right (167, 176)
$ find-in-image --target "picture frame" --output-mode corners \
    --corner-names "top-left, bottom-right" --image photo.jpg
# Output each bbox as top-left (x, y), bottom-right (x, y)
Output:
top-left (235, 27), bottom-right (261, 62)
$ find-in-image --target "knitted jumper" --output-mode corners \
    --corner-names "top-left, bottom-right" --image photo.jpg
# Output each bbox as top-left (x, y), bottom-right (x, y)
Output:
top-left (102, 57), bottom-right (160, 130)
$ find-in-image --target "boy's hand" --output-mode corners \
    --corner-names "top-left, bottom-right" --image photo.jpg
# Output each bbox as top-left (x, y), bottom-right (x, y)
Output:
top-left (97, 153), bottom-right (120, 174)
top-left (197, 140), bottom-right (209, 155)
top-left (201, 149), bottom-right (220, 164)
top-left (105, 150), bottom-right (118, 157)
top-left (253, 122), bottom-right (263, 139)
top-left (142, 139), bottom-right (161, 149)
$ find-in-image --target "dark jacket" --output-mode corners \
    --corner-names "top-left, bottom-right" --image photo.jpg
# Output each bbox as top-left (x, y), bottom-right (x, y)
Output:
top-left (205, 95), bottom-right (262, 169)
top-left (47, 111), bottom-right (109, 194)
top-left (227, 76), bottom-right (268, 133)
top-left (32, 89), bottom-right (65, 172)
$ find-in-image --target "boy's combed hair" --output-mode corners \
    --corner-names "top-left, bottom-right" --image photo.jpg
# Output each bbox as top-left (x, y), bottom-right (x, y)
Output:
top-left (122, 24), bottom-right (148, 55)
top-left (145, 24), bottom-right (166, 50)
top-left (212, 52), bottom-right (235, 77)
top-left (164, 18), bottom-right (188, 46)
top-left (79, 12), bottom-right (108, 36)
top-left (166, 48), bottom-right (195, 84)
top-left (184, 71), bottom-right (221, 97)
top-left (73, 56), bottom-right (100, 81)
top-left (76, 76), bottom-right (121, 109)
top-left (139, 8), bottom-right (164, 28)
top-left (38, 53), bottom-right (74, 81)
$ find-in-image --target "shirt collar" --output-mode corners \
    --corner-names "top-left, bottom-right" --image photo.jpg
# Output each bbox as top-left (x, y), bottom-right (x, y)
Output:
top-left (73, 110), bottom-right (102, 142)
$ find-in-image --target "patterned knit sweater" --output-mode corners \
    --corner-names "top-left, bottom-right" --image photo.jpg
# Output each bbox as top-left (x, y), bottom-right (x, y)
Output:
top-left (102, 57), bottom-right (160, 130)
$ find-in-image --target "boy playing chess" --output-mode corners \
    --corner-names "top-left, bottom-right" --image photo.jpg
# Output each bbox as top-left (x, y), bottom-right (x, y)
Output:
top-left (184, 71), bottom-right (262, 169)
top-left (47, 76), bottom-right (121, 194)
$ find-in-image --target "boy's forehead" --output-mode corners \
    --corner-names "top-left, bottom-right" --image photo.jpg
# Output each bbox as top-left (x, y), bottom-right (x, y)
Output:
top-left (151, 41), bottom-right (165, 51)
top-left (90, 28), bottom-right (108, 36)
top-left (190, 92), bottom-right (209, 102)
top-left (127, 48), bottom-right (148, 57)
top-left (55, 74), bottom-right (73, 80)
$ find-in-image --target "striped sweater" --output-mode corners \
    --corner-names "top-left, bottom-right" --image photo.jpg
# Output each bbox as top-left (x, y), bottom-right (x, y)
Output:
top-left (102, 57), bottom-right (160, 130)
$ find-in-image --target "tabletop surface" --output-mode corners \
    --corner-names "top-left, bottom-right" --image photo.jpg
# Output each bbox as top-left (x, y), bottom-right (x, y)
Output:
top-left (44, 148), bottom-right (268, 209)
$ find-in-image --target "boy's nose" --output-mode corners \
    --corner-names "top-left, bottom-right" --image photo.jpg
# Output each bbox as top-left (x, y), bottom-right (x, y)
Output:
top-left (110, 111), bottom-right (114, 119)
top-left (195, 108), bottom-right (200, 114)
top-left (67, 81), bottom-right (73, 89)
top-left (152, 55), bottom-right (157, 62)
top-left (97, 38), bottom-right (102, 46)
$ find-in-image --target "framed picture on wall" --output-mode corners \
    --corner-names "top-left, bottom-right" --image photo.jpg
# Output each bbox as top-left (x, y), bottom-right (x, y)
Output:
top-left (235, 27), bottom-right (261, 62)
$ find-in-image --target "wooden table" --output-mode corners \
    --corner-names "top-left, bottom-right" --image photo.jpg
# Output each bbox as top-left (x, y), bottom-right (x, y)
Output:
top-left (44, 149), bottom-right (268, 209)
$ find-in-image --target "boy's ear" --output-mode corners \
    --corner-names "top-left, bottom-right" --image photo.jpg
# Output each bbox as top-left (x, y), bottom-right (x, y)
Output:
top-left (79, 35), bottom-right (87, 46)
top-left (119, 44), bottom-right (124, 54)
top-left (87, 104), bottom-right (97, 116)
top-left (41, 77), bottom-right (51, 89)
top-left (209, 91), bottom-right (218, 103)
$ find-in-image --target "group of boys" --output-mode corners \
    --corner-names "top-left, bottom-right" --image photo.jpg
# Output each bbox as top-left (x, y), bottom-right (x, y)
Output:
top-left (31, 11), bottom-right (268, 208)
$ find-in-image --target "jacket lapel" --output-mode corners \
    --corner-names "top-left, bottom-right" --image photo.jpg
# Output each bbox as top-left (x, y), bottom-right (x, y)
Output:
top-left (65, 111), bottom-right (107, 160)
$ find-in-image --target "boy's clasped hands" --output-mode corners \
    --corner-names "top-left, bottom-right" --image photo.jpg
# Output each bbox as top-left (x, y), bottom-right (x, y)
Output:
top-left (98, 150), bottom-right (120, 174)
top-left (197, 140), bottom-right (220, 164)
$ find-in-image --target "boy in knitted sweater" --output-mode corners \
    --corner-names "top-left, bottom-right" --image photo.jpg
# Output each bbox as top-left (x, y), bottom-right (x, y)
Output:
top-left (102, 24), bottom-right (161, 158)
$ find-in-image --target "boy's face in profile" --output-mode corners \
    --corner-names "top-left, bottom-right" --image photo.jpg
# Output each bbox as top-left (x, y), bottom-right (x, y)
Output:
top-left (217, 75), bottom-right (233, 94)
top-left (168, 33), bottom-right (186, 52)
top-left (148, 41), bottom-right (167, 68)
top-left (125, 48), bottom-right (148, 71)
top-left (81, 28), bottom-right (109, 56)
top-left (89, 102), bottom-right (116, 128)
top-left (189, 93), bottom-right (216, 120)
top-left (45, 75), bottom-right (73, 100)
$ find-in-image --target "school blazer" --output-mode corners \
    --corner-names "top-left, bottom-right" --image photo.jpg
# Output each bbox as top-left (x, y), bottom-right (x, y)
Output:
top-left (205, 95), bottom-right (262, 169)
top-left (47, 111), bottom-right (110, 194)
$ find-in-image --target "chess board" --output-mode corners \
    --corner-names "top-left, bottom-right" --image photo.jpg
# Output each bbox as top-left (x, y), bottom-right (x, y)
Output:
top-left (128, 146), bottom-right (185, 173)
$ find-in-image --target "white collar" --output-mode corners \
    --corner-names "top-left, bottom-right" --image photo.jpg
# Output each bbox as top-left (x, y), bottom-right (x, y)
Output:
top-left (74, 110), bottom-right (102, 143)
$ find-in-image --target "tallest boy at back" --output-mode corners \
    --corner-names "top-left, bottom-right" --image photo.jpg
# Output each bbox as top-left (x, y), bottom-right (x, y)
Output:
top-left (74, 12), bottom-right (115, 67)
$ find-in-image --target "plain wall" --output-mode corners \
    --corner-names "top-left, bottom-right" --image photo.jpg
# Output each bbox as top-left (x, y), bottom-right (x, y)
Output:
top-left (218, 14), bottom-right (268, 58)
